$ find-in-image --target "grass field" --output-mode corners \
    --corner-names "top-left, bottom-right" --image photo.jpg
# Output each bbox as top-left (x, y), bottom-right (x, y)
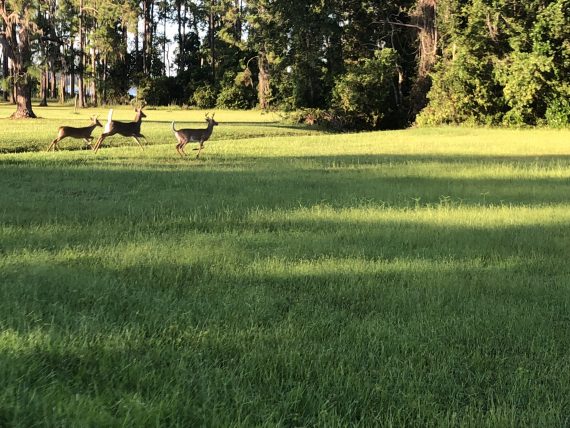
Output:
top-left (0, 104), bottom-right (323, 153)
top-left (1, 104), bottom-right (570, 426)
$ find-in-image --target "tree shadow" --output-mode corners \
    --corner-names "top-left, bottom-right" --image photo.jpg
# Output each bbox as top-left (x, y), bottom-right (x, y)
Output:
top-left (2, 151), bottom-right (570, 424)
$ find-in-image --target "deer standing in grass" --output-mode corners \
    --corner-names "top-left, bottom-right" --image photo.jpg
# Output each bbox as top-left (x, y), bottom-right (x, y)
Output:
top-left (172, 113), bottom-right (219, 158)
top-left (92, 105), bottom-right (147, 153)
top-left (47, 116), bottom-right (103, 151)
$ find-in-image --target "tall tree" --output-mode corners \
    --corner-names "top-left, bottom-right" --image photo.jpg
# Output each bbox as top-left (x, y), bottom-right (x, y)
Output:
top-left (142, 0), bottom-right (154, 75)
top-left (0, 0), bottom-right (41, 118)
top-left (76, 0), bottom-right (86, 107)
top-left (246, 0), bottom-right (284, 109)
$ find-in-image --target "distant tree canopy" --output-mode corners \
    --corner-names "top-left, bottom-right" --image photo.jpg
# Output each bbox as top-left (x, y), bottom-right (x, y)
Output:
top-left (417, 0), bottom-right (570, 127)
top-left (0, 0), bottom-right (568, 127)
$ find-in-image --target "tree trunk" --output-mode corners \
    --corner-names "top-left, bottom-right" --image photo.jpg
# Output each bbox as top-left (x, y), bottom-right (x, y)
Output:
top-left (39, 69), bottom-right (48, 106)
top-left (257, 48), bottom-right (270, 109)
top-left (91, 47), bottom-right (97, 105)
top-left (163, 10), bottom-right (167, 75)
top-left (10, 64), bottom-right (15, 104)
top-left (134, 16), bottom-right (140, 72)
top-left (177, 2), bottom-right (184, 73)
top-left (209, 0), bottom-right (216, 84)
top-left (2, 47), bottom-right (8, 101)
top-left (235, 0), bottom-right (242, 40)
top-left (102, 56), bottom-right (107, 103)
top-left (70, 66), bottom-right (75, 99)
top-left (59, 72), bottom-right (65, 104)
top-left (50, 67), bottom-right (56, 99)
top-left (0, 11), bottom-right (36, 118)
top-left (143, 0), bottom-right (153, 75)
top-left (12, 78), bottom-right (36, 118)
top-left (409, 0), bottom-right (438, 117)
top-left (77, 0), bottom-right (86, 108)
top-left (69, 42), bottom-right (75, 98)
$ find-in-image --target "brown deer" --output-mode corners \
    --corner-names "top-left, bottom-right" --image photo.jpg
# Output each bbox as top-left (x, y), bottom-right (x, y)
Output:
top-left (172, 113), bottom-right (219, 158)
top-left (47, 116), bottom-right (103, 151)
top-left (92, 105), bottom-right (147, 153)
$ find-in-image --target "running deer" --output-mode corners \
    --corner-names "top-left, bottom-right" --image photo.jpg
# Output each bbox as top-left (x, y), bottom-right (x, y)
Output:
top-left (92, 104), bottom-right (147, 153)
top-left (47, 116), bottom-right (103, 151)
top-left (172, 113), bottom-right (219, 158)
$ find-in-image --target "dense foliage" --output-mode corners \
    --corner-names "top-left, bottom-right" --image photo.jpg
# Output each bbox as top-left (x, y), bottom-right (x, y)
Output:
top-left (0, 0), bottom-right (568, 127)
top-left (418, 0), bottom-right (570, 127)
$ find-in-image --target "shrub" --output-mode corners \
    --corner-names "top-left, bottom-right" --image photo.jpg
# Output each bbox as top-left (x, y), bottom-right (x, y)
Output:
top-left (139, 77), bottom-right (183, 106)
top-left (285, 108), bottom-right (342, 130)
top-left (495, 51), bottom-right (553, 126)
top-left (331, 49), bottom-right (400, 129)
top-left (416, 48), bottom-right (502, 126)
top-left (216, 72), bottom-right (256, 109)
top-left (545, 94), bottom-right (570, 128)
top-left (192, 84), bottom-right (217, 109)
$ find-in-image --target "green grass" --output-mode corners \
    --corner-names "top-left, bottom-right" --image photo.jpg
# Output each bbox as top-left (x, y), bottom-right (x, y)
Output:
top-left (0, 103), bottom-right (323, 153)
top-left (1, 113), bottom-right (570, 426)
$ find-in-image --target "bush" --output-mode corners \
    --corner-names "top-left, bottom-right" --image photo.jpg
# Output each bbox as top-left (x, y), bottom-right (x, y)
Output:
top-left (139, 77), bottom-right (183, 106)
top-left (331, 49), bottom-right (400, 130)
top-left (216, 72), bottom-right (256, 109)
top-left (495, 51), bottom-right (553, 126)
top-left (192, 84), bottom-right (217, 109)
top-left (416, 48), bottom-right (502, 126)
top-left (545, 96), bottom-right (570, 128)
top-left (285, 108), bottom-right (342, 130)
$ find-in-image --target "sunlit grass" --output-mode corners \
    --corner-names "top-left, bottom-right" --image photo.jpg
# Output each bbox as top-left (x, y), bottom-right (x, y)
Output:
top-left (0, 103), bottom-right (322, 153)
top-left (2, 125), bottom-right (570, 425)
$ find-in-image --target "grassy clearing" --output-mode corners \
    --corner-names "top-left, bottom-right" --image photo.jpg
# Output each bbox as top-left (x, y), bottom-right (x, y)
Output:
top-left (1, 121), bottom-right (570, 426)
top-left (0, 103), bottom-right (323, 153)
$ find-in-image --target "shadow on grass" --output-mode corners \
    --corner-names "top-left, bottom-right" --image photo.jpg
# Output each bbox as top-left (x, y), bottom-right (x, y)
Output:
top-left (2, 153), bottom-right (570, 217)
top-left (2, 151), bottom-right (570, 425)
top-left (2, 231), bottom-right (570, 425)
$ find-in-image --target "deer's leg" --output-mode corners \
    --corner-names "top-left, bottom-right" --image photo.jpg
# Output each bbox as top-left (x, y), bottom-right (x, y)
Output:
top-left (195, 141), bottom-right (204, 159)
top-left (132, 135), bottom-right (144, 150)
top-left (180, 141), bottom-right (190, 156)
top-left (93, 134), bottom-right (107, 153)
top-left (176, 140), bottom-right (185, 157)
top-left (47, 137), bottom-right (61, 152)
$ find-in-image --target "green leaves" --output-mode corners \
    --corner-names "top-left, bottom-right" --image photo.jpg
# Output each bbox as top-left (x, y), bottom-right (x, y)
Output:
top-left (331, 49), bottom-right (399, 129)
top-left (420, 0), bottom-right (570, 127)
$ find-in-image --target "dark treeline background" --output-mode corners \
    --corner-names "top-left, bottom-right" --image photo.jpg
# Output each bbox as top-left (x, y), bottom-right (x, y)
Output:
top-left (0, 0), bottom-right (568, 128)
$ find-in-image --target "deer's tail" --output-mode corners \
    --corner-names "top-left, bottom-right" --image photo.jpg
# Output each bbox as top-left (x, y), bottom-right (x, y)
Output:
top-left (104, 109), bottom-right (114, 133)
top-left (172, 121), bottom-right (177, 133)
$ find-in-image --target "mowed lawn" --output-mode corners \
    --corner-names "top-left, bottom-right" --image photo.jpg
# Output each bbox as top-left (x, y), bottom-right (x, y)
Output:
top-left (1, 109), bottom-right (570, 426)
top-left (0, 104), bottom-right (321, 153)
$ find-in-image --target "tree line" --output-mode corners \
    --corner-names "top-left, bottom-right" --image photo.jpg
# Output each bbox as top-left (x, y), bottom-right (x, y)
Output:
top-left (0, 0), bottom-right (568, 128)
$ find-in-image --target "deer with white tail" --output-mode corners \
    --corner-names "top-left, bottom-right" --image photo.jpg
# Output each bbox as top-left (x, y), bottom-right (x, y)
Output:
top-left (92, 103), bottom-right (147, 154)
top-left (47, 116), bottom-right (103, 152)
top-left (172, 113), bottom-right (219, 158)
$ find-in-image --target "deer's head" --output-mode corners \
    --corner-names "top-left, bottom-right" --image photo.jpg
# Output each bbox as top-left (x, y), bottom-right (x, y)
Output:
top-left (133, 101), bottom-right (147, 119)
top-left (205, 112), bottom-right (218, 127)
top-left (91, 115), bottom-right (103, 127)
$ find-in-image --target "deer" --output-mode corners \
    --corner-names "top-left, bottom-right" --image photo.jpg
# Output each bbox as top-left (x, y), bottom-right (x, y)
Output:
top-left (46, 116), bottom-right (103, 152)
top-left (92, 104), bottom-right (147, 153)
top-left (172, 113), bottom-right (219, 158)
